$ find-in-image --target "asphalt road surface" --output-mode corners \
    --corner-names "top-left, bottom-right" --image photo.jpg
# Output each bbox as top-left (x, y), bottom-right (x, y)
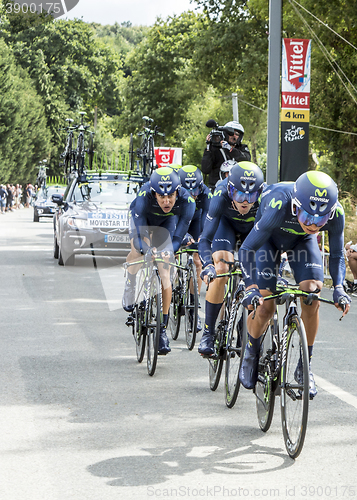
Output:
top-left (1, 209), bottom-right (357, 500)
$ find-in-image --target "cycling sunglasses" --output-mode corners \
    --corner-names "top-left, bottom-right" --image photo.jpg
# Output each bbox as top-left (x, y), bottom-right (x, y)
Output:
top-left (297, 207), bottom-right (331, 228)
top-left (228, 185), bottom-right (260, 204)
top-left (187, 186), bottom-right (201, 197)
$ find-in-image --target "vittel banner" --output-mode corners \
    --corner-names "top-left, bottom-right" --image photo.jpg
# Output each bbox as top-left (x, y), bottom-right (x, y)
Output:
top-left (280, 39), bottom-right (311, 182)
top-left (154, 148), bottom-right (183, 168)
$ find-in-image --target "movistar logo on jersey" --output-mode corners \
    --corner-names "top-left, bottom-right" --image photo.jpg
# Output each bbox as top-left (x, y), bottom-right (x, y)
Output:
top-left (138, 190), bottom-right (146, 196)
top-left (269, 198), bottom-right (282, 210)
top-left (213, 190), bottom-right (222, 197)
top-left (188, 196), bottom-right (195, 203)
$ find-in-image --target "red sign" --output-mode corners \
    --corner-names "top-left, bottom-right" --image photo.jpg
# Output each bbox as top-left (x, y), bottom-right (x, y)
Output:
top-left (283, 39), bottom-right (310, 91)
top-left (154, 147), bottom-right (182, 168)
top-left (281, 92), bottom-right (310, 109)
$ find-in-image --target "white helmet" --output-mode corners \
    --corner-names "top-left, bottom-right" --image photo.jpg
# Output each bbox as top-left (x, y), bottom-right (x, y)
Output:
top-left (219, 159), bottom-right (237, 180)
top-left (224, 121), bottom-right (244, 134)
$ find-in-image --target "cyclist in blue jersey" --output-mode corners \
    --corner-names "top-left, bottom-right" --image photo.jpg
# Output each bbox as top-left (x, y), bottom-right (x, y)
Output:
top-left (238, 171), bottom-right (351, 397)
top-left (122, 167), bottom-right (196, 354)
top-left (198, 161), bottom-right (265, 356)
top-left (178, 165), bottom-right (212, 332)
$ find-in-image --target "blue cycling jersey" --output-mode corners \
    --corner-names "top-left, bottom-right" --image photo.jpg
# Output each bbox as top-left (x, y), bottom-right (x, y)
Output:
top-left (130, 182), bottom-right (196, 254)
top-left (188, 184), bottom-right (212, 241)
top-left (198, 178), bottom-right (259, 267)
top-left (238, 182), bottom-right (346, 288)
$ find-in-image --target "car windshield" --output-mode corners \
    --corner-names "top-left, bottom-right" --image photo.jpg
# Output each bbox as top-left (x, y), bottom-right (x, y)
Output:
top-left (73, 180), bottom-right (138, 204)
top-left (36, 186), bottom-right (65, 200)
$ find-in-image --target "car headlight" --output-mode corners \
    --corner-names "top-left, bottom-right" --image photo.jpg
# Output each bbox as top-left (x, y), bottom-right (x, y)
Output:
top-left (67, 217), bottom-right (87, 229)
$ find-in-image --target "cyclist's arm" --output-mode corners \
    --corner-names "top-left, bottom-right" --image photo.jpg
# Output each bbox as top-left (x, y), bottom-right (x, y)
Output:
top-left (327, 207), bottom-right (346, 287)
top-left (198, 196), bottom-right (223, 267)
top-left (131, 195), bottom-right (151, 255)
top-left (172, 198), bottom-right (196, 253)
top-left (200, 189), bottom-right (211, 233)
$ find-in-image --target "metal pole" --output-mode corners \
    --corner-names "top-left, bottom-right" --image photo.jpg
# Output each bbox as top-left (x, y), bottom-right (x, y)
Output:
top-left (266, 0), bottom-right (282, 185)
top-left (232, 93), bottom-right (239, 122)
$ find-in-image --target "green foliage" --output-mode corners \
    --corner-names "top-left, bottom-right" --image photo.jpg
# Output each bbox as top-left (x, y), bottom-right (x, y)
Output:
top-left (0, 39), bottom-right (50, 184)
top-left (119, 12), bottom-right (206, 138)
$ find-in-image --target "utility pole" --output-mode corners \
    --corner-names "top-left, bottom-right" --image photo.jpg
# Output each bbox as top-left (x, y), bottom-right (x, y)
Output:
top-left (266, 0), bottom-right (282, 184)
top-left (232, 93), bottom-right (239, 122)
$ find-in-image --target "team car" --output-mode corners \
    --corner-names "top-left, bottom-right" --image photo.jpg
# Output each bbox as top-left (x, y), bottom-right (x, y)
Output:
top-left (33, 185), bottom-right (65, 222)
top-left (52, 171), bottom-right (147, 266)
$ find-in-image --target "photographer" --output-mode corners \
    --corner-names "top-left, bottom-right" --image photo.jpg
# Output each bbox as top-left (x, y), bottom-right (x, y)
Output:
top-left (201, 120), bottom-right (251, 191)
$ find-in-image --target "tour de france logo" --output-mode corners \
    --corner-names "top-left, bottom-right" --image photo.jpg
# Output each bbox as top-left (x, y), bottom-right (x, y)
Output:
top-left (5, 0), bottom-right (80, 19)
top-left (284, 124), bottom-right (306, 143)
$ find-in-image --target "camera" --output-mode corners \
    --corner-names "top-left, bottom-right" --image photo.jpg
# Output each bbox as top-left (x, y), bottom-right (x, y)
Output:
top-left (206, 119), bottom-right (234, 147)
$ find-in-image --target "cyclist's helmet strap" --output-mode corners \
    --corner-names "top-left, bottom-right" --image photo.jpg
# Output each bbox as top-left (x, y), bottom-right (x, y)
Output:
top-left (178, 165), bottom-right (203, 195)
top-left (292, 171), bottom-right (338, 217)
top-left (227, 161), bottom-right (264, 201)
top-left (150, 167), bottom-right (180, 195)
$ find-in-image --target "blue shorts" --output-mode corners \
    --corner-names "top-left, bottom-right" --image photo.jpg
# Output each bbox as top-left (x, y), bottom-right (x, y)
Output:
top-left (255, 235), bottom-right (324, 290)
top-left (129, 211), bottom-right (176, 251)
top-left (211, 217), bottom-right (247, 255)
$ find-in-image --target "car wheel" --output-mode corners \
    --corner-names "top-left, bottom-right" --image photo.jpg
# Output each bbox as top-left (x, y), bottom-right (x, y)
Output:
top-left (58, 248), bottom-right (75, 266)
top-left (53, 235), bottom-right (59, 259)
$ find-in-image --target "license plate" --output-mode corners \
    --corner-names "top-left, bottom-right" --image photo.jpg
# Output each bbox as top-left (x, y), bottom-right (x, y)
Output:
top-left (104, 234), bottom-right (130, 243)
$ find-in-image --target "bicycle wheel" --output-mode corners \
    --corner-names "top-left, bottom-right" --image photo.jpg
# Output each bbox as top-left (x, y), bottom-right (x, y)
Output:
top-left (148, 136), bottom-right (155, 173)
top-left (133, 269), bottom-right (146, 363)
top-left (146, 270), bottom-right (162, 376)
top-left (255, 317), bottom-right (277, 431)
top-left (225, 295), bottom-right (247, 408)
top-left (87, 132), bottom-right (94, 170)
top-left (76, 134), bottom-right (85, 173)
top-left (168, 264), bottom-right (181, 340)
top-left (280, 315), bottom-right (309, 459)
top-left (208, 303), bottom-right (226, 391)
top-left (184, 261), bottom-right (198, 350)
top-left (128, 133), bottom-right (135, 170)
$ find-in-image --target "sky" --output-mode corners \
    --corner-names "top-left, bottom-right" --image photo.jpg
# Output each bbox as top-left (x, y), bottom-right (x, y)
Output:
top-left (62, 0), bottom-right (199, 26)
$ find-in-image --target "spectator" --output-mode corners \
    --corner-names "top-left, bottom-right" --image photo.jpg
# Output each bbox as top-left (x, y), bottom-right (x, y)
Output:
top-left (0, 184), bottom-right (7, 214)
top-left (201, 120), bottom-right (251, 191)
top-left (345, 241), bottom-right (357, 293)
top-left (6, 184), bottom-right (14, 212)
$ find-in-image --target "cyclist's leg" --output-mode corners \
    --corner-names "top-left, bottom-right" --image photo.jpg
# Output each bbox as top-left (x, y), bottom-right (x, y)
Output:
top-left (198, 220), bottom-right (236, 355)
top-left (152, 220), bottom-right (176, 354)
top-left (122, 214), bottom-right (149, 311)
top-left (289, 236), bottom-right (324, 398)
top-left (240, 241), bottom-right (279, 389)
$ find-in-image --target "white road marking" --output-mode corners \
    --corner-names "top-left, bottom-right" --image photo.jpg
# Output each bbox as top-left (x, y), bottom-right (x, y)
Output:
top-left (314, 375), bottom-right (357, 410)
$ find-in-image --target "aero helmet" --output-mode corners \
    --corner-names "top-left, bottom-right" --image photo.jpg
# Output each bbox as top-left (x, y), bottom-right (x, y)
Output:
top-left (227, 161), bottom-right (264, 204)
top-left (169, 164), bottom-right (182, 173)
top-left (292, 171), bottom-right (338, 227)
top-left (178, 165), bottom-right (203, 196)
top-left (150, 167), bottom-right (180, 196)
top-left (224, 121), bottom-right (245, 144)
top-left (220, 159), bottom-right (237, 180)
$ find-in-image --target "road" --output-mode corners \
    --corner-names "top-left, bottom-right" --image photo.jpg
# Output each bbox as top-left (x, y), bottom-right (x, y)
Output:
top-left (1, 209), bottom-right (357, 500)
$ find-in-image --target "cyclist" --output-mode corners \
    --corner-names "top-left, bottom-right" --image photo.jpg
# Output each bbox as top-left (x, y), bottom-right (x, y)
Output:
top-left (122, 167), bottom-right (196, 355)
top-left (198, 161), bottom-right (264, 356)
top-left (178, 165), bottom-right (212, 331)
top-left (201, 121), bottom-right (251, 191)
top-left (238, 171), bottom-right (351, 397)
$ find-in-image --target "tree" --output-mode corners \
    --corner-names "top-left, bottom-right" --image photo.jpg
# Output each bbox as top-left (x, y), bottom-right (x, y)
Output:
top-left (0, 39), bottom-right (50, 184)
